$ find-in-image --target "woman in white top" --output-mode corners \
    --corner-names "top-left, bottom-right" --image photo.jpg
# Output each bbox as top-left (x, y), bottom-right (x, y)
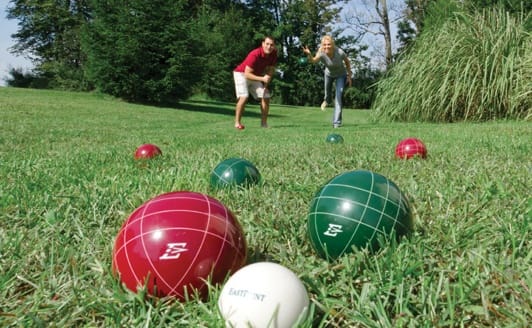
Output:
top-left (303, 35), bottom-right (352, 128)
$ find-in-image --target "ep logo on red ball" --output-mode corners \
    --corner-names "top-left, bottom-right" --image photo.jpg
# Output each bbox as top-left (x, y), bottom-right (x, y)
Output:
top-left (159, 242), bottom-right (188, 260)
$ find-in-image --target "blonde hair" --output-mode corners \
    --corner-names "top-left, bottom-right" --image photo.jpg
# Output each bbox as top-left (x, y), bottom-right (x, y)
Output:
top-left (319, 35), bottom-right (335, 52)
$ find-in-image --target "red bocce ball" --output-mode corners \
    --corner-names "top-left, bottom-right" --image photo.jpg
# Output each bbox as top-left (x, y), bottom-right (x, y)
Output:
top-left (395, 138), bottom-right (427, 159)
top-left (112, 191), bottom-right (247, 300)
top-left (134, 143), bottom-right (162, 160)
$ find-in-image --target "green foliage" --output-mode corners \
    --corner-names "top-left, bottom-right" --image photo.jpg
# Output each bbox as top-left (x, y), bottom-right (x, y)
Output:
top-left (396, 0), bottom-right (437, 55)
top-left (0, 87), bottom-right (530, 326)
top-left (6, 0), bottom-right (91, 90)
top-left (272, 0), bottom-right (356, 106)
top-left (242, 0), bottom-right (280, 37)
top-left (421, 0), bottom-right (463, 33)
top-left (6, 0), bottom-right (369, 107)
top-left (344, 64), bottom-right (382, 109)
top-left (83, 0), bottom-right (200, 103)
top-left (189, 2), bottom-right (257, 101)
top-left (5, 67), bottom-right (44, 88)
top-left (397, 0), bottom-right (531, 54)
top-left (465, 0), bottom-right (531, 13)
top-left (373, 7), bottom-right (531, 122)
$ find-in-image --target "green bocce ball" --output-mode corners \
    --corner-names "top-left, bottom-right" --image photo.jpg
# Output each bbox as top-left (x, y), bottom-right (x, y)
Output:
top-left (307, 170), bottom-right (413, 260)
top-left (210, 158), bottom-right (261, 189)
top-left (298, 57), bottom-right (308, 65)
top-left (326, 133), bottom-right (344, 144)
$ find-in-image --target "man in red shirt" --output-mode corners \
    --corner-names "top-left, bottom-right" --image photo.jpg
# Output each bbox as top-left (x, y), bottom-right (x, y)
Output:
top-left (233, 36), bottom-right (278, 129)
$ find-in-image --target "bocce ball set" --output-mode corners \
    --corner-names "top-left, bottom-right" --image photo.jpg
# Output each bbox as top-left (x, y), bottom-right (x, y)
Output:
top-left (117, 139), bottom-right (427, 326)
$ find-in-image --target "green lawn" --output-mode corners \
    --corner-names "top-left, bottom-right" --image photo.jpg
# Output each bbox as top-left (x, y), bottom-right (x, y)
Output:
top-left (1, 87), bottom-right (530, 327)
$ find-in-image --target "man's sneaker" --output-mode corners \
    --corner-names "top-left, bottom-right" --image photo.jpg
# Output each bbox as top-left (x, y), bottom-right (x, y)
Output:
top-left (333, 124), bottom-right (341, 128)
top-left (235, 123), bottom-right (245, 130)
top-left (320, 101), bottom-right (327, 111)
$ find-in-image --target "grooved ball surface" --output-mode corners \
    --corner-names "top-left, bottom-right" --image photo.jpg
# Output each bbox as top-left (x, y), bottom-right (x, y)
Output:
top-left (112, 191), bottom-right (247, 300)
top-left (307, 170), bottom-right (413, 260)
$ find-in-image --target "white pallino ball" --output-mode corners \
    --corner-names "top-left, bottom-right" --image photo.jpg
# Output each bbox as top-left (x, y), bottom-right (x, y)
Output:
top-left (218, 262), bottom-right (309, 328)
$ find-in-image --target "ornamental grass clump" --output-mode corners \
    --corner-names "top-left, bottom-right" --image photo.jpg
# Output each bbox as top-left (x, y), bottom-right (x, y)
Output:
top-left (373, 8), bottom-right (531, 122)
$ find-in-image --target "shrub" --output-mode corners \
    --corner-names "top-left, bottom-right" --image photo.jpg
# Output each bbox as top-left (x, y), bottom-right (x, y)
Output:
top-left (372, 7), bottom-right (531, 122)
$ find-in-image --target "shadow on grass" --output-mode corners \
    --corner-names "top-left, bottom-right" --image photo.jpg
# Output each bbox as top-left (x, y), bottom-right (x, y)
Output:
top-left (153, 99), bottom-right (284, 119)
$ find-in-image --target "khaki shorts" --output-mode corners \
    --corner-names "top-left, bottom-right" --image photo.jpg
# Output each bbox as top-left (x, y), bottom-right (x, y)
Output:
top-left (233, 72), bottom-right (271, 99)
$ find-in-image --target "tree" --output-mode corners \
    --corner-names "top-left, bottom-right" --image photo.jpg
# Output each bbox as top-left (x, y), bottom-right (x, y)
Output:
top-left (189, 0), bottom-right (363, 107)
top-left (378, 0), bottom-right (393, 67)
top-left (83, 0), bottom-right (200, 103)
top-left (396, 0), bottom-right (434, 51)
top-left (343, 0), bottom-right (404, 69)
top-left (263, 0), bottom-right (354, 106)
top-left (6, 0), bottom-right (92, 90)
top-left (6, 0), bottom-right (368, 107)
top-left (189, 1), bottom-right (268, 101)
top-left (5, 67), bottom-right (47, 88)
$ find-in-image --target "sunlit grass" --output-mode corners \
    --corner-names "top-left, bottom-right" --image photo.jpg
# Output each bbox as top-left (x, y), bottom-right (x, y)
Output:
top-left (0, 87), bottom-right (530, 327)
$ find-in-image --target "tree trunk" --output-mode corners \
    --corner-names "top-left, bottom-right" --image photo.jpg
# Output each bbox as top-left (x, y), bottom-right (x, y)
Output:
top-left (376, 0), bottom-right (393, 68)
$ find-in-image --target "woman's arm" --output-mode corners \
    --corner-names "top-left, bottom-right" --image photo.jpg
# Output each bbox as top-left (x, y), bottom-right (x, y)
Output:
top-left (344, 57), bottom-right (352, 87)
top-left (302, 46), bottom-right (321, 64)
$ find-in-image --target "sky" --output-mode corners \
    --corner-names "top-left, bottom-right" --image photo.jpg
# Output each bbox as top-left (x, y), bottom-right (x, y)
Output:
top-left (0, 0), bottom-right (33, 86)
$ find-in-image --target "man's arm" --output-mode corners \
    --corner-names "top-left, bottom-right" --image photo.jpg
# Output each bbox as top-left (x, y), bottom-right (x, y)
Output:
top-left (265, 65), bottom-right (276, 77)
top-left (244, 66), bottom-right (271, 84)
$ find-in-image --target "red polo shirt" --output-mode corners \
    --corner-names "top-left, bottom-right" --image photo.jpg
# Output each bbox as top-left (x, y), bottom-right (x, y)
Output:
top-left (234, 46), bottom-right (277, 75)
